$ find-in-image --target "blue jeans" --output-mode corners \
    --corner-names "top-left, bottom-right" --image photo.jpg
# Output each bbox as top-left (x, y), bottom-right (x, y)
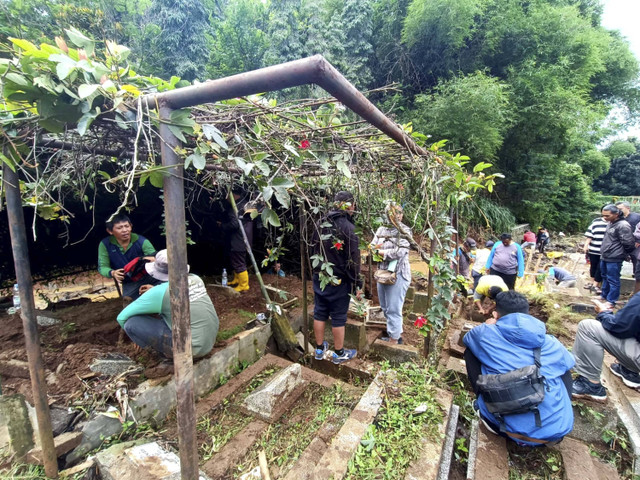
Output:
top-left (377, 275), bottom-right (410, 340)
top-left (600, 260), bottom-right (623, 304)
top-left (123, 315), bottom-right (173, 358)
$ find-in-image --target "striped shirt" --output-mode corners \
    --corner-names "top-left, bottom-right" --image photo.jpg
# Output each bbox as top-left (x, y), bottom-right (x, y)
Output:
top-left (584, 218), bottom-right (607, 255)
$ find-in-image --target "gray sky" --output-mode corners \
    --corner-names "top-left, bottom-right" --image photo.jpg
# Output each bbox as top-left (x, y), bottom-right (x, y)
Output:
top-left (601, 0), bottom-right (640, 140)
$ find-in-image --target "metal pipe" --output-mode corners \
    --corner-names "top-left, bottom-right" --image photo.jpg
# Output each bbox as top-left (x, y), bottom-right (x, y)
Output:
top-left (158, 102), bottom-right (198, 480)
top-left (3, 164), bottom-right (58, 478)
top-left (142, 56), bottom-right (431, 160)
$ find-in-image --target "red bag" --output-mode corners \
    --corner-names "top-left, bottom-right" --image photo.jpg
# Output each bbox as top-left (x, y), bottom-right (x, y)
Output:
top-left (123, 257), bottom-right (150, 282)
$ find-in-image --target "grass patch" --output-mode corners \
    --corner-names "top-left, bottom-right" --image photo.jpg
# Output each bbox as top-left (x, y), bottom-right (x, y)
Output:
top-left (235, 383), bottom-right (359, 477)
top-left (345, 363), bottom-right (445, 479)
top-left (0, 461), bottom-right (48, 480)
top-left (508, 444), bottom-right (563, 479)
top-left (216, 324), bottom-right (245, 342)
top-left (526, 292), bottom-right (584, 339)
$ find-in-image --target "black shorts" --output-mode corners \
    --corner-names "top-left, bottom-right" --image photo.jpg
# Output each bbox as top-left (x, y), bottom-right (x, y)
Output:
top-left (588, 253), bottom-right (602, 282)
top-left (313, 276), bottom-right (351, 327)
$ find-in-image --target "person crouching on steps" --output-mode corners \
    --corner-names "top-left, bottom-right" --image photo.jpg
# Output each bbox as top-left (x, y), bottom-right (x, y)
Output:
top-left (369, 202), bottom-right (411, 345)
top-left (463, 291), bottom-right (574, 446)
top-left (116, 250), bottom-right (219, 359)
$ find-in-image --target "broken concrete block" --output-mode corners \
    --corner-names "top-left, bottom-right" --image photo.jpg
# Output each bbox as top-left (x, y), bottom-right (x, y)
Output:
top-left (65, 414), bottom-right (123, 467)
top-left (370, 339), bottom-right (420, 364)
top-left (570, 303), bottom-right (596, 314)
top-left (27, 431), bottom-right (82, 464)
top-left (89, 353), bottom-right (141, 376)
top-left (413, 292), bottom-right (430, 314)
top-left (96, 440), bottom-right (211, 480)
top-left (243, 363), bottom-right (304, 422)
top-left (0, 394), bottom-right (34, 459)
top-left (36, 315), bottom-right (61, 326)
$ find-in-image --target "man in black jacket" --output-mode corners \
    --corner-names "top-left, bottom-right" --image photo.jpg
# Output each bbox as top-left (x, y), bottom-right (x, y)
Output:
top-left (311, 191), bottom-right (363, 364)
top-left (599, 204), bottom-right (635, 307)
top-left (572, 292), bottom-right (640, 401)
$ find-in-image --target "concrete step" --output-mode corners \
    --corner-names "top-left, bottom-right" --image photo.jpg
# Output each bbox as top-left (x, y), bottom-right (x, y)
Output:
top-left (466, 420), bottom-right (508, 480)
top-left (553, 437), bottom-right (620, 480)
top-left (601, 354), bottom-right (640, 477)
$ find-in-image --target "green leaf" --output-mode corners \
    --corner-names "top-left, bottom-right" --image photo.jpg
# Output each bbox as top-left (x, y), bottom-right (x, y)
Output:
top-left (187, 153), bottom-right (206, 170)
top-left (274, 187), bottom-right (291, 209)
top-left (9, 38), bottom-right (38, 52)
top-left (255, 161), bottom-right (270, 176)
top-left (0, 153), bottom-right (17, 172)
top-left (78, 84), bottom-right (100, 99)
top-left (283, 141), bottom-right (299, 157)
top-left (77, 109), bottom-right (99, 136)
top-left (168, 125), bottom-right (187, 143)
top-left (65, 27), bottom-right (94, 56)
top-left (233, 157), bottom-right (254, 175)
top-left (336, 160), bottom-right (352, 179)
top-left (4, 73), bottom-right (29, 87)
top-left (202, 124), bottom-right (228, 149)
top-left (262, 186), bottom-right (273, 202)
top-left (55, 60), bottom-right (76, 80)
top-left (261, 208), bottom-right (281, 227)
top-left (149, 171), bottom-right (164, 188)
top-left (271, 177), bottom-right (295, 188)
top-left (170, 108), bottom-right (195, 127)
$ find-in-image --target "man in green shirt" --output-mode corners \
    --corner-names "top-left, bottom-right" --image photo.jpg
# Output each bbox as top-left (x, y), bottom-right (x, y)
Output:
top-left (117, 250), bottom-right (219, 358)
top-left (97, 214), bottom-right (158, 299)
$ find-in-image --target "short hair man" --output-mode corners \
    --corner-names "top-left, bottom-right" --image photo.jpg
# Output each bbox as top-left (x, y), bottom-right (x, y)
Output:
top-left (98, 214), bottom-right (159, 299)
top-left (599, 204), bottom-right (635, 307)
top-left (116, 250), bottom-right (219, 358)
top-left (311, 191), bottom-right (363, 364)
top-left (485, 233), bottom-right (525, 290)
top-left (463, 291), bottom-right (575, 445)
top-left (473, 274), bottom-right (508, 314)
top-left (572, 291), bottom-right (640, 401)
top-left (616, 201), bottom-right (640, 294)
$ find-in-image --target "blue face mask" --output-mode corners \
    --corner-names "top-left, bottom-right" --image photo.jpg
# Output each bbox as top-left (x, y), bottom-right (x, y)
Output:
top-left (549, 268), bottom-right (555, 277)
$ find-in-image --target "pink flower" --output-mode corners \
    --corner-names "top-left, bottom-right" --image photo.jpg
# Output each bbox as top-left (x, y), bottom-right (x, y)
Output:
top-left (299, 139), bottom-right (311, 150)
top-left (414, 316), bottom-right (426, 328)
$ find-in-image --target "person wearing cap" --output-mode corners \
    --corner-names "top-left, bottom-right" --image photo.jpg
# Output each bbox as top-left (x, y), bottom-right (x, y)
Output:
top-left (311, 191), bottom-right (363, 364)
top-left (485, 233), bottom-right (525, 290)
top-left (116, 250), bottom-right (219, 358)
top-left (471, 240), bottom-right (494, 291)
top-left (544, 264), bottom-right (577, 288)
top-left (97, 213), bottom-right (159, 299)
top-left (369, 202), bottom-right (411, 344)
top-left (473, 274), bottom-right (508, 314)
top-left (454, 237), bottom-right (476, 279)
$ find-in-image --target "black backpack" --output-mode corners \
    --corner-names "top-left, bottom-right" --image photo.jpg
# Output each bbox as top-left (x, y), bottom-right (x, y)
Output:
top-left (476, 347), bottom-right (548, 432)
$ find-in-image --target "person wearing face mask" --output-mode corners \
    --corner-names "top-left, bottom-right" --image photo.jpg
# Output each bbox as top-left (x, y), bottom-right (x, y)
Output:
top-left (598, 204), bottom-right (635, 308)
top-left (485, 233), bottom-right (525, 290)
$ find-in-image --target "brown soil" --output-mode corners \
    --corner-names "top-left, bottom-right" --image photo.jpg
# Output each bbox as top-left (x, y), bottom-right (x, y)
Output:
top-left (0, 272), bottom-right (313, 406)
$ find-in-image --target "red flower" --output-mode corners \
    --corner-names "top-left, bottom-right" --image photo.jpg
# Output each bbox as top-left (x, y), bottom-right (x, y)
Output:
top-left (299, 139), bottom-right (311, 150)
top-left (333, 241), bottom-right (343, 251)
top-left (414, 316), bottom-right (426, 328)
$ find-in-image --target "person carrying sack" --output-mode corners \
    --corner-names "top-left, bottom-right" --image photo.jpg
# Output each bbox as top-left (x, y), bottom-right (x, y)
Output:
top-left (369, 202), bottom-right (411, 344)
top-left (463, 291), bottom-right (574, 446)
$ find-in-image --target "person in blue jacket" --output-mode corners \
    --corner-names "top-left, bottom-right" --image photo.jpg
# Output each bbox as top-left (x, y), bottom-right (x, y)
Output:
top-left (463, 291), bottom-right (575, 446)
top-left (485, 233), bottom-right (525, 290)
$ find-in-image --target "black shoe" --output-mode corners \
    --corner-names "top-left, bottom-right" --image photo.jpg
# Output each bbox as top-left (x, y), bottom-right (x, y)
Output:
top-left (572, 375), bottom-right (607, 401)
top-left (610, 363), bottom-right (640, 389)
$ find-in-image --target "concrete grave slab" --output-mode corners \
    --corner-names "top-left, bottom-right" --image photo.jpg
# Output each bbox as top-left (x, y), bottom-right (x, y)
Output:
top-left (27, 431), bottom-right (82, 464)
top-left (310, 370), bottom-right (386, 479)
top-left (553, 437), bottom-right (620, 480)
top-left (242, 363), bottom-right (306, 422)
top-left (370, 338), bottom-right (420, 364)
top-left (89, 353), bottom-right (141, 376)
top-left (96, 440), bottom-right (211, 480)
top-left (468, 422), bottom-right (508, 480)
top-left (0, 394), bottom-right (34, 459)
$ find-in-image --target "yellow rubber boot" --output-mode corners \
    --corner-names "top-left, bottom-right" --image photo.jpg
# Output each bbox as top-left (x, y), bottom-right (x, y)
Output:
top-left (228, 272), bottom-right (239, 287)
top-left (233, 271), bottom-right (250, 292)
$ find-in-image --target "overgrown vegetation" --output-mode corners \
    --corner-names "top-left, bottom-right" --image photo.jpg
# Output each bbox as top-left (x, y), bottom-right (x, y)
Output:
top-left (345, 363), bottom-right (445, 479)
